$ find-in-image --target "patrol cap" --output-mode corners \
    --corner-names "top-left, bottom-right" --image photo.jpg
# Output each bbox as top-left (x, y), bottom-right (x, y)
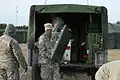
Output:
top-left (5, 24), bottom-right (16, 33)
top-left (44, 23), bottom-right (53, 31)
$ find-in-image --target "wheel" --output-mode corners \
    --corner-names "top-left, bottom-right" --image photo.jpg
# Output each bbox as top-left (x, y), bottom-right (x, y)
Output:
top-left (32, 65), bottom-right (42, 80)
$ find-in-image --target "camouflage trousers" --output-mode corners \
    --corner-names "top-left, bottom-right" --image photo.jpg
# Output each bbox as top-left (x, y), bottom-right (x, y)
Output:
top-left (41, 63), bottom-right (61, 80)
top-left (0, 68), bottom-right (19, 80)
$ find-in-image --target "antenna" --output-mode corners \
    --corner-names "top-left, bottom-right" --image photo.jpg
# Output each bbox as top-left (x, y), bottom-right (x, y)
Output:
top-left (16, 6), bottom-right (18, 26)
top-left (87, 0), bottom-right (89, 5)
top-left (44, 0), bottom-right (47, 5)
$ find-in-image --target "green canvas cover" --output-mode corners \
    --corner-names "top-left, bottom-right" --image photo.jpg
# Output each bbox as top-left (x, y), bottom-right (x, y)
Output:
top-left (32, 4), bottom-right (105, 13)
top-left (108, 23), bottom-right (120, 33)
top-left (28, 4), bottom-right (107, 45)
top-left (108, 23), bottom-right (120, 49)
top-left (28, 4), bottom-right (108, 49)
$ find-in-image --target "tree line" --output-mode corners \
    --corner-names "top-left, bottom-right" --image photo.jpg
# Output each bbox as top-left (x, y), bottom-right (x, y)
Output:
top-left (0, 21), bottom-right (120, 29)
top-left (0, 23), bottom-right (28, 29)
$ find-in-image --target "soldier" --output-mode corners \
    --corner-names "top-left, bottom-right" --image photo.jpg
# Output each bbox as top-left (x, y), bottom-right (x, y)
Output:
top-left (52, 16), bottom-right (64, 33)
top-left (0, 24), bottom-right (28, 80)
top-left (52, 16), bottom-right (68, 63)
top-left (37, 23), bottom-right (61, 80)
top-left (95, 60), bottom-right (120, 80)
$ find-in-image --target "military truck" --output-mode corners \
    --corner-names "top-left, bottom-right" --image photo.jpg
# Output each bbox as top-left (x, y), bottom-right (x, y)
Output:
top-left (27, 4), bottom-right (108, 80)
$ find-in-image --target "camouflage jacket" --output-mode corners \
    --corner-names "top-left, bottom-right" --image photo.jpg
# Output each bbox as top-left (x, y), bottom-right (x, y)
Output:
top-left (0, 34), bottom-right (28, 69)
top-left (37, 33), bottom-right (56, 64)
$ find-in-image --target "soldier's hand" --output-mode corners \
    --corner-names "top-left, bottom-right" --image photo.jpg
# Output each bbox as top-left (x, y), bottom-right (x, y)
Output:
top-left (24, 67), bottom-right (28, 72)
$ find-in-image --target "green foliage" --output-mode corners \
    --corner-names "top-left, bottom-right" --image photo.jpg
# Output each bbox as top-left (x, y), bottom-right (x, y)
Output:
top-left (0, 23), bottom-right (28, 29)
top-left (16, 25), bottom-right (28, 29)
top-left (0, 23), bottom-right (7, 29)
top-left (116, 21), bottom-right (120, 24)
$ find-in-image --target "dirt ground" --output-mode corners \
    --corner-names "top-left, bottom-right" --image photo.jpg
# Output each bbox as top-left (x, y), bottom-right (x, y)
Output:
top-left (108, 49), bottom-right (120, 61)
top-left (19, 44), bottom-right (120, 80)
top-left (19, 44), bottom-right (31, 80)
top-left (1, 44), bottom-right (120, 80)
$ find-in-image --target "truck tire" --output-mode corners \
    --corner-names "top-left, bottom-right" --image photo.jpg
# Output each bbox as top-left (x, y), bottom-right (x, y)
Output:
top-left (32, 66), bottom-right (42, 80)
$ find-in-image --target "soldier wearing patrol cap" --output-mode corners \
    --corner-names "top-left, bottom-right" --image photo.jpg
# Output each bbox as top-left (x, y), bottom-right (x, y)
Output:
top-left (0, 24), bottom-right (28, 80)
top-left (36, 23), bottom-right (61, 80)
top-left (44, 23), bottom-right (53, 31)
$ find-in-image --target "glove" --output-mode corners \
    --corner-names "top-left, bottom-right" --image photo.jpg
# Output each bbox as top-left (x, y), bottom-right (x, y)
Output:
top-left (24, 67), bottom-right (28, 72)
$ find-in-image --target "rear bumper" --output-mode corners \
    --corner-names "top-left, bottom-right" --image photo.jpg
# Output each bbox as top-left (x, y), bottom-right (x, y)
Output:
top-left (60, 63), bottom-right (96, 72)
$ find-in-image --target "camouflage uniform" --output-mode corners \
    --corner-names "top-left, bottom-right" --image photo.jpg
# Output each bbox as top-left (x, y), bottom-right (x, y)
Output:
top-left (37, 29), bottom-right (61, 80)
top-left (0, 24), bottom-right (28, 80)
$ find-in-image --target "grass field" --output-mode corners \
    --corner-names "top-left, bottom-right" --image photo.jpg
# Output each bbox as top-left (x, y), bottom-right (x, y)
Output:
top-left (108, 49), bottom-right (120, 61)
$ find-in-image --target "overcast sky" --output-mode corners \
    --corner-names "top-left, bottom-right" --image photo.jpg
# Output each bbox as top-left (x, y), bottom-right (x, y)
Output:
top-left (0, 0), bottom-right (119, 26)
